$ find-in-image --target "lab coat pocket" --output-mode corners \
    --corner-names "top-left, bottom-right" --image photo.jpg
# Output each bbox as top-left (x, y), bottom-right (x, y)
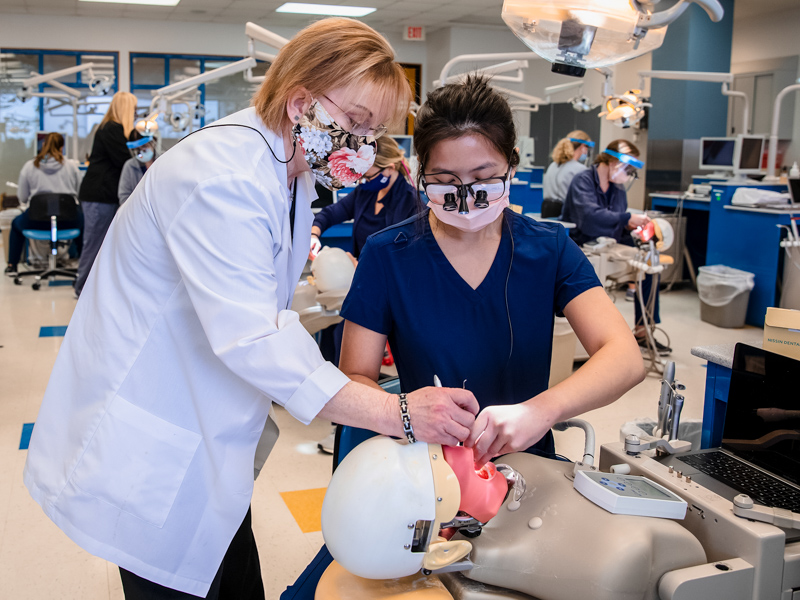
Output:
top-left (70, 395), bottom-right (202, 528)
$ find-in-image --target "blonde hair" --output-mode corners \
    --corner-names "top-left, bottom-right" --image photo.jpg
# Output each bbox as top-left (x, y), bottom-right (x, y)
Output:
top-left (34, 132), bottom-right (64, 168)
top-left (99, 91), bottom-right (137, 138)
top-left (253, 18), bottom-right (411, 133)
top-left (596, 138), bottom-right (640, 165)
top-left (551, 130), bottom-right (592, 165)
top-left (373, 135), bottom-right (409, 176)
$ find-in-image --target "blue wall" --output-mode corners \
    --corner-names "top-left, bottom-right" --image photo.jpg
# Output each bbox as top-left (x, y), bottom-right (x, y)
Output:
top-left (648, 0), bottom-right (735, 140)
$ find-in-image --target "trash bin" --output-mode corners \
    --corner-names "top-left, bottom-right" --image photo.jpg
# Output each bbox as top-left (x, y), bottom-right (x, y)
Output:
top-left (0, 208), bottom-right (22, 264)
top-left (550, 317), bottom-right (577, 387)
top-left (697, 265), bottom-right (755, 328)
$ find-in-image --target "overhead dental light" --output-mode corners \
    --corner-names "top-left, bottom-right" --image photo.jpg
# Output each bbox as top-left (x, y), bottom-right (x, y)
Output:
top-left (501, 0), bottom-right (724, 78)
top-left (570, 95), bottom-right (595, 112)
top-left (600, 89), bottom-right (650, 128)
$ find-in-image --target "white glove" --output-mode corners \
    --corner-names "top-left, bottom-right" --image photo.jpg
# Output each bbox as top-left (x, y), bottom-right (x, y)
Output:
top-left (309, 235), bottom-right (322, 260)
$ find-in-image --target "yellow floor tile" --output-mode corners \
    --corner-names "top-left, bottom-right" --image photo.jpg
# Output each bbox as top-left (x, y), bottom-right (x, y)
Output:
top-left (279, 488), bottom-right (328, 534)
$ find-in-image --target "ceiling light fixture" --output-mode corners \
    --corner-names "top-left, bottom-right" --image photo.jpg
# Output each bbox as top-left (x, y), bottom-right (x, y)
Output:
top-left (79, 0), bottom-right (180, 6)
top-left (276, 3), bottom-right (376, 17)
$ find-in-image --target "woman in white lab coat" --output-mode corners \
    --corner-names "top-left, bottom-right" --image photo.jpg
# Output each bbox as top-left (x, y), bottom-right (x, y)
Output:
top-left (23, 18), bottom-right (479, 600)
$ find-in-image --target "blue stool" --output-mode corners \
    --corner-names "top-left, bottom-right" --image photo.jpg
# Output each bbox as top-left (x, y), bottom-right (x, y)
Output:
top-left (14, 193), bottom-right (81, 290)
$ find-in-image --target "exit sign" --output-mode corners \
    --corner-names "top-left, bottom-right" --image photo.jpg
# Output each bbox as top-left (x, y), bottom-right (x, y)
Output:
top-left (403, 26), bottom-right (425, 41)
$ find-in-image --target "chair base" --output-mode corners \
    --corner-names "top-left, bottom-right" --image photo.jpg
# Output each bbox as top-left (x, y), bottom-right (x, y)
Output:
top-left (14, 267), bottom-right (77, 289)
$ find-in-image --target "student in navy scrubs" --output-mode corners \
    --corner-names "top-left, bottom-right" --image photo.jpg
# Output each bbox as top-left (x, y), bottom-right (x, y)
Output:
top-left (562, 140), bottom-right (670, 355)
top-left (340, 76), bottom-right (646, 465)
top-left (309, 134), bottom-right (418, 260)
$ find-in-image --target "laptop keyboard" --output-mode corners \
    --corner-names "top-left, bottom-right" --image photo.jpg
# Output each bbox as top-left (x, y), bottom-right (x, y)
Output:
top-left (678, 452), bottom-right (800, 513)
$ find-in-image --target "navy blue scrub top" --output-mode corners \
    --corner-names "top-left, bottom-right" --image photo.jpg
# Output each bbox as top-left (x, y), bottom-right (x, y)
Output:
top-left (312, 176), bottom-right (419, 258)
top-left (562, 165), bottom-right (632, 246)
top-left (341, 210), bottom-right (601, 456)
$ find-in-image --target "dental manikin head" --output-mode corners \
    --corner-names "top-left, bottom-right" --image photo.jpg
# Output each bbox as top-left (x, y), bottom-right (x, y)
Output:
top-left (415, 75), bottom-right (520, 234)
top-left (251, 19), bottom-right (412, 191)
top-left (310, 246), bottom-right (355, 294)
top-left (321, 436), bottom-right (512, 580)
top-left (596, 139), bottom-right (643, 192)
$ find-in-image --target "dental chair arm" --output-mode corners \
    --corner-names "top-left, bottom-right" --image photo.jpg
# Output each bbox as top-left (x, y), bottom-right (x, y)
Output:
top-left (624, 434), bottom-right (692, 455)
top-left (658, 558), bottom-right (755, 600)
top-left (733, 494), bottom-right (800, 530)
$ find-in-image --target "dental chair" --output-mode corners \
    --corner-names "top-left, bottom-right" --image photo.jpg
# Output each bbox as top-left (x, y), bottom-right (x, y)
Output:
top-left (13, 193), bottom-right (81, 290)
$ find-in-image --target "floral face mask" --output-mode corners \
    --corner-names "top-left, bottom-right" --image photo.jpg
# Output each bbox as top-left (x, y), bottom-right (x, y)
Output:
top-left (293, 99), bottom-right (377, 190)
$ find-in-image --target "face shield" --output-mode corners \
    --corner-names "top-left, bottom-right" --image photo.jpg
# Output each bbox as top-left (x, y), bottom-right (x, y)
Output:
top-left (569, 137), bottom-right (595, 164)
top-left (126, 136), bottom-right (155, 164)
top-left (603, 147), bottom-right (644, 192)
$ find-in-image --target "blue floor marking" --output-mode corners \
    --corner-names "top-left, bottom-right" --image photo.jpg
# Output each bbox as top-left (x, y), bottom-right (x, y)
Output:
top-left (39, 326), bottom-right (68, 337)
top-left (48, 280), bottom-right (73, 287)
top-left (20, 423), bottom-right (34, 450)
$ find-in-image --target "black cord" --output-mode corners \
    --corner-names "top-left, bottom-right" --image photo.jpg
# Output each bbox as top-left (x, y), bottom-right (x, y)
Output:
top-left (175, 123), bottom-right (297, 164)
top-left (503, 216), bottom-right (515, 366)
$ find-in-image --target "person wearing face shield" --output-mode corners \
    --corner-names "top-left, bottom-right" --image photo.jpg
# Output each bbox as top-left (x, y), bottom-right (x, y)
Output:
top-left (22, 18), bottom-right (479, 600)
top-left (118, 130), bottom-right (158, 205)
top-left (541, 130), bottom-right (593, 218)
top-left (562, 141), bottom-right (670, 354)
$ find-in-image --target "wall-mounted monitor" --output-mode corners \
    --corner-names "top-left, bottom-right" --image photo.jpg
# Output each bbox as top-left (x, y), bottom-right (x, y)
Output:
top-left (699, 137), bottom-right (735, 171)
top-left (733, 134), bottom-right (765, 175)
top-left (391, 134), bottom-right (413, 158)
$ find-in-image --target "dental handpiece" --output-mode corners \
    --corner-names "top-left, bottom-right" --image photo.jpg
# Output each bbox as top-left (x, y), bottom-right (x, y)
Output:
top-left (658, 361), bottom-right (676, 436)
top-left (670, 395), bottom-right (684, 441)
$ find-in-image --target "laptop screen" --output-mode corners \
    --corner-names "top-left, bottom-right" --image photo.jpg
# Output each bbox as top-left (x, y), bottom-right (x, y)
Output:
top-left (789, 177), bottom-right (800, 204)
top-left (722, 344), bottom-right (800, 486)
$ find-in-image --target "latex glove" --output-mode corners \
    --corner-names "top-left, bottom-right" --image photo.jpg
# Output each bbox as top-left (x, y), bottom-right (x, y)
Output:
top-left (309, 235), bottom-right (322, 260)
top-left (465, 402), bottom-right (554, 466)
top-left (627, 213), bottom-right (650, 230)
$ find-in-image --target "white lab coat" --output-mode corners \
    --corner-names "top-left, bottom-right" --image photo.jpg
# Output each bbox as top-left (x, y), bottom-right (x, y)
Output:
top-left (23, 107), bottom-right (350, 596)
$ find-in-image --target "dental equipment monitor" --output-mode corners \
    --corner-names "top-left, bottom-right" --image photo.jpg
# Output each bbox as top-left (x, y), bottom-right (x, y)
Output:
top-left (573, 470), bottom-right (687, 519)
top-left (733, 134), bottom-right (766, 176)
top-left (699, 137), bottom-right (735, 173)
top-left (391, 134), bottom-right (413, 158)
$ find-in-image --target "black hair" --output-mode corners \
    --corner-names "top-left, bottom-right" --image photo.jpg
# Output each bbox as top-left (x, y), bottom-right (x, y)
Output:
top-left (413, 74), bottom-right (520, 193)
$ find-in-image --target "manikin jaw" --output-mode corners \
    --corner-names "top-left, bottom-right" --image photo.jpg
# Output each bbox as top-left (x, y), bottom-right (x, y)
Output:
top-left (442, 445), bottom-right (511, 525)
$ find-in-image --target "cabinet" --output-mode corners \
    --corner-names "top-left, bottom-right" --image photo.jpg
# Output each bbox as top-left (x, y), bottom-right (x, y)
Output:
top-left (728, 56), bottom-right (798, 138)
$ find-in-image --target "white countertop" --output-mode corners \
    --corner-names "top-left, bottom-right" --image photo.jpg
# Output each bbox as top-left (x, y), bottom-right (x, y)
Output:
top-left (524, 213), bottom-right (576, 228)
top-left (724, 204), bottom-right (800, 215)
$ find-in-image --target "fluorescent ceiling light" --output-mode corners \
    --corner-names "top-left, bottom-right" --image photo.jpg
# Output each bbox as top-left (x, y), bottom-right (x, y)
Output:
top-left (79, 0), bottom-right (181, 6)
top-left (276, 3), bottom-right (376, 17)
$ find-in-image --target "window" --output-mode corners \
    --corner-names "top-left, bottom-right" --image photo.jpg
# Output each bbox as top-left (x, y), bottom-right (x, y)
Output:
top-left (130, 53), bottom-right (266, 150)
top-left (0, 49), bottom-right (118, 191)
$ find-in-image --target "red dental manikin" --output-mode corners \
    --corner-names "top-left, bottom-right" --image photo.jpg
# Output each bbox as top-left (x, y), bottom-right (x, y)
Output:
top-left (442, 445), bottom-right (508, 524)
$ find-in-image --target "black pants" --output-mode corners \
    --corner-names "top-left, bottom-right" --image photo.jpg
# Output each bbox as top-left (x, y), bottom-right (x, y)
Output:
top-left (119, 508), bottom-right (264, 600)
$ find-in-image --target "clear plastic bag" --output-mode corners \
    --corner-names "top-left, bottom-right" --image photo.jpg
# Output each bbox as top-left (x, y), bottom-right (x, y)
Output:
top-left (697, 265), bottom-right (755, 307)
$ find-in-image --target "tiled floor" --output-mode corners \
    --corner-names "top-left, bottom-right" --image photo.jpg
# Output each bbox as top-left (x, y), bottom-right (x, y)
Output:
top-left (0, 257), bottom-right (763, 599)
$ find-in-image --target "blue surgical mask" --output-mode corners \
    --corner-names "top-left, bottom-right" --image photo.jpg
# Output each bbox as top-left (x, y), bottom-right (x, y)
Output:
top-left (136, 148), bottom-right (154, 164)
top-left (360, 172), bottom-right (391, 192)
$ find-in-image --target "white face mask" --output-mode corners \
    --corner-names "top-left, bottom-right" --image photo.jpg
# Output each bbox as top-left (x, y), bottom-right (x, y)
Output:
top-left (136, 148), bottom-right (154, 164)
top-left (428, 189), bottom-right (510, 233)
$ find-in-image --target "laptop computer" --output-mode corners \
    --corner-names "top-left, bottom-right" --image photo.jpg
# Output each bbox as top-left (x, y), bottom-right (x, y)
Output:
top-left (662, 343), bottom-right (800, 512)
top-left (788, 177), bottom-right (800, 208)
